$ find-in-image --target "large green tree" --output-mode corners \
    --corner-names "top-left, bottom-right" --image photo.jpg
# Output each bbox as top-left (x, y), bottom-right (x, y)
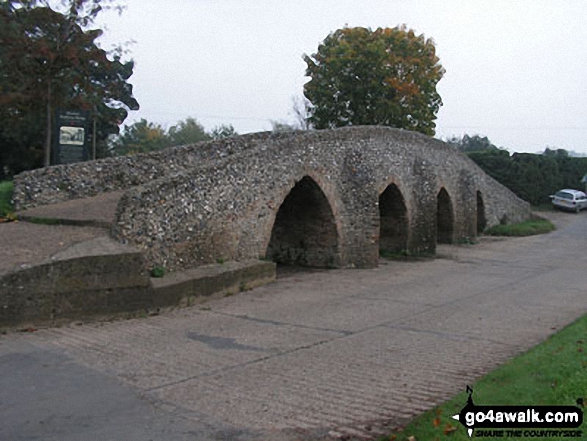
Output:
top-left (110, 119), bottom-right (167, 155)
top-left (303, 26), bottom-right (445, 135)
top-left (0, 0), bottom-right (138, 178)
top-left (167, 117), bottom-right (211, 146)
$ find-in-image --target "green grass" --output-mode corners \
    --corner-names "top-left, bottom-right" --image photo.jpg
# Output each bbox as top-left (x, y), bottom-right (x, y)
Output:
top-left (150, 266), bottom-right (165, 278)
top-left (379, 249), bottom-right (435, 261)
top-left (380, 315), bottom-right (587, 441)
top-left (485, 219), bottom-right (555, 237)
top-left (0, 181), bottom-right (14, 216)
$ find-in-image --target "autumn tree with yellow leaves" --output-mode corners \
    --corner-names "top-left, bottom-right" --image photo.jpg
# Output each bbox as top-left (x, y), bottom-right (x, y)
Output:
top-left (303, 26), bottom-right (445, 136)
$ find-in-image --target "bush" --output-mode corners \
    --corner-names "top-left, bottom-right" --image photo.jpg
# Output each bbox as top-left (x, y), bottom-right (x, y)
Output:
top-left (485, 219), bottom-right (555, 237)
top-left (468, 150), bottom-right (587, 206)
top-left (0, 181), bottom-right (14, 216)
top-left (150, 266), bottom-right (165, 278)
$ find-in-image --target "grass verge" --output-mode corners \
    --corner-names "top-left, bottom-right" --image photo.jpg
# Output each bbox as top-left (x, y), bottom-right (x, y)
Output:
top-left (0, 181), bottom-right (14, 216)
top-left (379, 249), bottom-right (435, 262)
top-left (485, 219), bottom-right (555, 237)
top-left (380, 314), bottom-right (587, 441)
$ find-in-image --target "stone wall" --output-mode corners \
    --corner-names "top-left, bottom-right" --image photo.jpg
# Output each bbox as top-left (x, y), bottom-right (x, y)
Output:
top-left (0, 237), bottom-right (151, 327)
top-left (0, 234), bottom-right (276, 328)
top-left (12, 132), bottom-right (276, 210)
top-left (107, 127), bottom-right (532, 271)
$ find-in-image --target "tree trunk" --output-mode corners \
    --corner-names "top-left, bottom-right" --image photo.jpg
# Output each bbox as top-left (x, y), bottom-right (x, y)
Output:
top-left (44, 81), bottom-right (52, 167)
top-left (93, 107), bottom-right (97, 160)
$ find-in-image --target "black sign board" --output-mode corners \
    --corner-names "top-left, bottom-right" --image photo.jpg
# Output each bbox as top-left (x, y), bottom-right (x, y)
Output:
top-left (53, 110), bottom-right (91, 165)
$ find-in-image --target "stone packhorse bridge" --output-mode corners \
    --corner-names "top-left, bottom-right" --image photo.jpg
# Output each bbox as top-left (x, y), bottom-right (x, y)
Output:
top-left (14, 126), bottom-right (531, 272)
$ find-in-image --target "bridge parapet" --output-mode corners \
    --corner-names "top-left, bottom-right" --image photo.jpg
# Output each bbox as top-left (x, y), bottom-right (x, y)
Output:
top-left (12, 132), bottom-right (275, 210)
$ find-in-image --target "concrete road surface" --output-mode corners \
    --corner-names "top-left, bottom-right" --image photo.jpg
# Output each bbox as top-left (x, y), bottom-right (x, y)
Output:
top-left (1, 211), bottom-right (586, 440)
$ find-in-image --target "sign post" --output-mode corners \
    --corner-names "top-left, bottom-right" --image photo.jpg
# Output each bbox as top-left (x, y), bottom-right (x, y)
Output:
top-left (53, 110), bottom-right (91, 165)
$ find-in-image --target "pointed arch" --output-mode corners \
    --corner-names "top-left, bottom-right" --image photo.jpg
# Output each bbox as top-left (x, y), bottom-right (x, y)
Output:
top-left (476, 190), bottom-right (487, 234)
top-left (379, 183), bottom-right (409, 254)
top-left (266, 176), bottom-right (340, 268)
top-left (437, 187), bottom-right (454, 244)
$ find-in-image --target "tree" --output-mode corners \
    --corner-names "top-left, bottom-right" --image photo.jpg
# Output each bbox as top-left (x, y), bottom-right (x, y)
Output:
top-left (0, 0), bottom-right (138, 178)
top-left (446, 134), bottom-right (500, 153)
top-left (467, 149), bottom-right (587, 205)
top-left (111, 117), bottom-right (237, 155)
top-left (210, 124), bottom-right (237, 140)
top-left (268, 96), bottom-right (312, 133)
top-left (110, 119), bottom-right (167, 155)
top-left (167, 117), bottom-right (211, 146)
top-left (269, 120), bottom-right (297, 132)
top-left (303, 25), bottom-right (445, 135)
top-left (543, 147), bottom-right (569, 158)
top-left (291, 95), bottom-right (312, 130)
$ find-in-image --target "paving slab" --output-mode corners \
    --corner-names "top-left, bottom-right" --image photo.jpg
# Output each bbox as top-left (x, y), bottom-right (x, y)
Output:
top-left (1, 210), bottom-right (586, 440)
top-left (1, 191), bottom-right (123, 276)
top-left (16, 190), bottom-right (122, 228)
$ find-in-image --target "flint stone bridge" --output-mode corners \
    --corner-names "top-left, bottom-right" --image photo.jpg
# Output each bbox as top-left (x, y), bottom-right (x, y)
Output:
top-left (14, 126), bottom-right (531, 272)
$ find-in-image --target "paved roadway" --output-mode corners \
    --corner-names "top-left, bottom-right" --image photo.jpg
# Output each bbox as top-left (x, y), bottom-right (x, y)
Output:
top-left (1, 211), bottom-right (586, 441)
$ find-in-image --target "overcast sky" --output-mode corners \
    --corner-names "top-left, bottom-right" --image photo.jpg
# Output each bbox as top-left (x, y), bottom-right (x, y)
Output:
top-left (98, 0), bottom-right (587, 154)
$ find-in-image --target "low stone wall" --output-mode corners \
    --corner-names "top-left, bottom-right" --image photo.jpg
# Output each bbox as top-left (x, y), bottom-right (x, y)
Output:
top-left (151, 260), bottom-right (276, 308)
top-left (12, 132), bottom-right (276, 210)
top-left (0, 237), bottom-right (151, 327)
top-left (0, 235), bottom-right (276, 328)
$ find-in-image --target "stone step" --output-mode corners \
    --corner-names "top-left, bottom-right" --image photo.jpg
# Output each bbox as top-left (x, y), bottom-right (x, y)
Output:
top-left (151, 260), bottom-right (276, 308)
top-left (0, 235), bottom-right (276, 329)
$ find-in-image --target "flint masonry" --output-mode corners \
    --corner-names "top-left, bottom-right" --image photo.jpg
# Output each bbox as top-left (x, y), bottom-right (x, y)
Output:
top-left (14, 127), bottom-right (531, 272)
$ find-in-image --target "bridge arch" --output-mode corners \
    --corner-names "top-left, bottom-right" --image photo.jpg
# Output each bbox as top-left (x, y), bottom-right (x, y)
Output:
top-left (265, 175), bottom-right (342, 268)
top-left (437, 187), bottom-right (455, 244)
top-left (378, 181), bottom-right (410, 255)
top-left (477, 190), bottom-right (487, 234)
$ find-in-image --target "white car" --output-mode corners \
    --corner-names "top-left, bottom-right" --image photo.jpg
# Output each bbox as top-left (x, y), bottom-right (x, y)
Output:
top-left (550, 189), bottom-right (587, 213)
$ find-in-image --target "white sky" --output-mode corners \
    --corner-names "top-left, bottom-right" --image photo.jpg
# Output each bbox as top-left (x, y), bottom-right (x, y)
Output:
top-left (98, 0), bottom-right (587, 153)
